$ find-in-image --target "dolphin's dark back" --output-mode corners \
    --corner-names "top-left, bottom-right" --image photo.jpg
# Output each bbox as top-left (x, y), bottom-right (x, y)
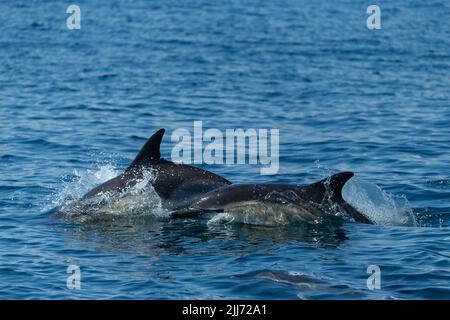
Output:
top-left (170, 172), bottom-right (373, 224)
top-left (77, 128), bottom-right (231, 210)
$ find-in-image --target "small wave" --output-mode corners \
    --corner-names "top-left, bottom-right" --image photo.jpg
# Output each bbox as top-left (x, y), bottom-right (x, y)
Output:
top-left (414, 207), bottom-right (450, 228)
top-left (426, 179), bottom-right (450, 189)
top-left (1, 154), bottom-right (27, 160)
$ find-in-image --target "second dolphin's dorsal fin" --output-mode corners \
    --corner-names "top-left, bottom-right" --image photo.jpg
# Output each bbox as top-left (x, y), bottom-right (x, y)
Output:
top-left (306, 172), bottom-right (373, 224)
top-left (325, 172), bottom-right (354, 202)
top-left (126, 128), bottom-right (165, 171)
top-left (305, 172), bottom-right (354, 203)
top-left (325, 172), bottom-right (373, 224)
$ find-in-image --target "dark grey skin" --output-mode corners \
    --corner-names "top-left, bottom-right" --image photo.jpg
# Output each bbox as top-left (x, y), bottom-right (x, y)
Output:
top-left (170, 172), bottom-right (373, 224)
top-left (54, 128), bottom-right (231, 215)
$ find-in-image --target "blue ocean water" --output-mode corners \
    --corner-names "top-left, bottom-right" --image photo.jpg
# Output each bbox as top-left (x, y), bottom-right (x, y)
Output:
top-left (1, 0), bottom-right (450, 299)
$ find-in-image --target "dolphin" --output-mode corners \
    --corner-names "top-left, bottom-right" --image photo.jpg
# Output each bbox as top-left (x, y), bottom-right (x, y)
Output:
top-left (170, 172), bottom-right (373, 225)
top-left (53, 128), bottom-right (231, 218)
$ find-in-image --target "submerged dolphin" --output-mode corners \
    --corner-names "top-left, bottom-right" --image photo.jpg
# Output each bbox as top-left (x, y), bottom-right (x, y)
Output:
top-left (170, 172), bottom-right (373, 224)
top-left (53, 128), bottom-right (231, 218)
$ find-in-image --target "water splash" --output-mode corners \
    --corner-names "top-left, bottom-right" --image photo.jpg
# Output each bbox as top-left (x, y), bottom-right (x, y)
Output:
top-left (53, 164), bottom-right (119, 206)
top-left (343, 177), bottom-right (416, 226)
top-left (207, 212), bottom-right (235, 226)
top-left (49, 165), bottom-right (166, 222)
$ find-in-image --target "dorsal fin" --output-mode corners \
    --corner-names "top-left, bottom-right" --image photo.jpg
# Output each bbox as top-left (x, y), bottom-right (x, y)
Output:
top-left (305, 172), bottom-right (354, 202)
top-left (126, 128), bottom-right (165, 171)
top-left (324, 172), bottom-right (354, 203)
top-left (308, 172), bottom-right (373, 224)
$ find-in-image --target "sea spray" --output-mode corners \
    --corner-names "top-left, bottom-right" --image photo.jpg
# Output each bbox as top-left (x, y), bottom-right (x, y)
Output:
top-left (343, 177), bottom-right (416, 226)
top-left (49, 165), bottom-right (166, 222)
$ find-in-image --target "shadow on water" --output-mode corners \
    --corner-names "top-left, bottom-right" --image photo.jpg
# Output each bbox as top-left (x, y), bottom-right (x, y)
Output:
top-left (41, 213), bottom-right (351, 258)
top-left (232, 269), bottom-right (368, 299)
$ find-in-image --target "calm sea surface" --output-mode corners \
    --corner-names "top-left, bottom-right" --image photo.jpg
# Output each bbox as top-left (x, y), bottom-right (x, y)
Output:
top-left (1, 0), bottom-right (449, 299)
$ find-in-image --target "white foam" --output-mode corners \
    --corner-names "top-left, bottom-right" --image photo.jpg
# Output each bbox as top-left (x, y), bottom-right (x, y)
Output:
top-left (206, 212), bottom-right (235, 226)
top-left (50, 165), bottom-right (166, 221)
top-left (52, 164), bottom-right (119, 207)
